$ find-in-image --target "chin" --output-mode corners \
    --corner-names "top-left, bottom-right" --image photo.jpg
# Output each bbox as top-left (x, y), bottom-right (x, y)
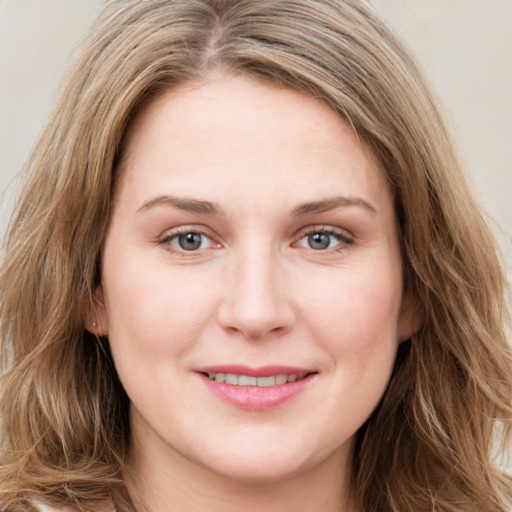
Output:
top-left (207, 456), bottom-right (313, 485)
top-left (191, 435), bottom-right (344, 486)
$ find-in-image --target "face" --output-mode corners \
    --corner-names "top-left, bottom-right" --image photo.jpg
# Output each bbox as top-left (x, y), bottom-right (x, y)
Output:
top-left (95, 76), bottom-right (417, 485)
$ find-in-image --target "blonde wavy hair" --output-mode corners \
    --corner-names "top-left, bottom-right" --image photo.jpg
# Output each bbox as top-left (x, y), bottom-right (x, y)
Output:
top-left (1, 0), bottom-right (511, 511)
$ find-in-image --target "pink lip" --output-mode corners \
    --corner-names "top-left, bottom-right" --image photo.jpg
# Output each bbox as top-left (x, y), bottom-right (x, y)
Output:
top-left (196, 365), bottom-right (317, 411)
top-left (196, 364), bottom-right (311, 378)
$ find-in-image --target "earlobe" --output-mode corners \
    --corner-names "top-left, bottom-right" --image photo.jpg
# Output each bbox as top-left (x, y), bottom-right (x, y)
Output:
top-left (86, 285), bottom-right (109, 336)
top-left (398, 291), bottom-right (423, 342)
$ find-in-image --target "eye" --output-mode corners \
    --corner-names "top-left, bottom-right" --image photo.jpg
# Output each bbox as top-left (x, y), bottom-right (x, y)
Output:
top-left (176, 232), bottom-right (204, 251)
top-left (161, 230), bottom-right (218, 253)
top-left (295, 227), bottom-right (353, 252)
top-left (306, 232), bottom-right (334, 250)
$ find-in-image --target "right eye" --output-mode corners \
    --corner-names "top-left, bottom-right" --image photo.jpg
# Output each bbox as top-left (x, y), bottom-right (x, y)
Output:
top-left (160, 229), bottom-right (219, 254)
top-left (174, 232), bottom-right (207, 251)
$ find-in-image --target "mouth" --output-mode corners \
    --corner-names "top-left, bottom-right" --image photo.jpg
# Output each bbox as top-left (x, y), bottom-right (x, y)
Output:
top-left (201, 372), bottom-right (312, 387)
top-left (196, 365), bottom-right (318, 410)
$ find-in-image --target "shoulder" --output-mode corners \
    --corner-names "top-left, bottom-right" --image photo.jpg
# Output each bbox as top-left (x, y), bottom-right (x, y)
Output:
top-left (35, 503), bottom-right (113, 512)
top-left (36, 505), bottom-right (72, 512)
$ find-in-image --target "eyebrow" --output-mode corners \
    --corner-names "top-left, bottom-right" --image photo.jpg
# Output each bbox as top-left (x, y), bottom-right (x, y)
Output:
top-left (138, 195), bottom-right (225, 215)
top-left (138, 194), bottom-right (376, 217)
top-left (291, 196), bottom-right (377, 216)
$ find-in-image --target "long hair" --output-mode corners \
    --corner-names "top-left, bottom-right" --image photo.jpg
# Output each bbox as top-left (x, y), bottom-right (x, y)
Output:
top-left (1, 1), bottom-right (510, 510)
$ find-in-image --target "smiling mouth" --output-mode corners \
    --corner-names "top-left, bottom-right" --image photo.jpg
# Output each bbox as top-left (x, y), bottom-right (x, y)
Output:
top-left (197, 367), bottom-right (317, 410)
top-left (203, 372), bottom-right (313, 387)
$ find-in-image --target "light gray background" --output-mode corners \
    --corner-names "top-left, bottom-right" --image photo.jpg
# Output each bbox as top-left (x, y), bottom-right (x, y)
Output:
top-left (0, 0), bottom-right (511, 472)
top-left (1, 1), bottom-right (511, 265)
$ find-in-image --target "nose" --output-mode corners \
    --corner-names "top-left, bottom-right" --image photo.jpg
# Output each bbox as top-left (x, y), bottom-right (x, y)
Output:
top-left (217, 245), bottom-right (295, 340)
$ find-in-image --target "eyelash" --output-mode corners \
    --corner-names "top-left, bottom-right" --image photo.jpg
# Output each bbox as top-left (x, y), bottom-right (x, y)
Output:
top-left (158, 225), bottom-right (354, 255)
top-left (158, 227), bottom-right (220, 256)
top-left (295, 226), bottom-right (355, 253)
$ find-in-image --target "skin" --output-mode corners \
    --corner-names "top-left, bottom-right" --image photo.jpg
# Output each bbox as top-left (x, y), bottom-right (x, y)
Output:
top-left (93, 75), bottom-right (419, 512)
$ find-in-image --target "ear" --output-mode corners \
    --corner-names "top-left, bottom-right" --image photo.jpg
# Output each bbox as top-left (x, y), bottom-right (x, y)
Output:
top-left (86, 284), bottom-right (109, 336)
top-left (397, 290), bottom-right (423, 342)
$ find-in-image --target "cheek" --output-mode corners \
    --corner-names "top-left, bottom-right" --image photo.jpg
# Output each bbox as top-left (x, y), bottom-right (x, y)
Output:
top-left (297, 258), bottom-right (403, 358)
top-left (102, 257), bottom-right (219, 410)
top-left (103, 254), bottom-right (217, 358)
top-left (302, 262), bottom-right (403, 426)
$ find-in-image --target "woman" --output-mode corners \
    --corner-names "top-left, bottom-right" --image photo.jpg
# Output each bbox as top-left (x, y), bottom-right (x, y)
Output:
top-left (0, 0), bottom-right (510, 511)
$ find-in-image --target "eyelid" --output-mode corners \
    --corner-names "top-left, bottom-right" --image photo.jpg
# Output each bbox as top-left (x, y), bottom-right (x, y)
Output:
top-left (293, 225), bottom-right (355, 252)
top-left (155, 223), bottom-right (354, 256)
top-left (157, 225), bottom-right (222, 254)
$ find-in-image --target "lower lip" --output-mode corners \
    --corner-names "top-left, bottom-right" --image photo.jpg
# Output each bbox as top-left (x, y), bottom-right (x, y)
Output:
top-left (198, 373), bottom-right (316, 411)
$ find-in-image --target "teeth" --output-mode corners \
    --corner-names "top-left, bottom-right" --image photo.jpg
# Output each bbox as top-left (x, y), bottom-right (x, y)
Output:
top-left (238, 375), bottom-right (257, 386)
top-left (257, 376), bottom-right (275, 387)
top-left (207, 372), bottom-right (304, 387)
top-left (276, 375), bottom-right (288, 385)
top-left (225, 373), bottom-right (238, 385)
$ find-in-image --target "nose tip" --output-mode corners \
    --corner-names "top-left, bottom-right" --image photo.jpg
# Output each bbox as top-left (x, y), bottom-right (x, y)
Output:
top-left (220, 302), bottom-right (290, 340)
top-left (217, 255), bottom-right (295, 340)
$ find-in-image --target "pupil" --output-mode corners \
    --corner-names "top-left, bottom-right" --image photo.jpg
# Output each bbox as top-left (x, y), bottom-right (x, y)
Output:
top-left (178, 233), bottom-right (202, 250)
top-left (309, 233), bottom-right (330, 250)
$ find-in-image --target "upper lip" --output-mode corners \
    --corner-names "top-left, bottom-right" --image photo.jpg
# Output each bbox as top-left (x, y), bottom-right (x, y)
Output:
top-left (196, 365), bottom-right (316, 378)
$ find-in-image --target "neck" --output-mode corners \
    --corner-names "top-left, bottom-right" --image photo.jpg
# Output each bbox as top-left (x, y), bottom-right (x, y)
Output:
top-left (125, 433), bottom-right (359, 512)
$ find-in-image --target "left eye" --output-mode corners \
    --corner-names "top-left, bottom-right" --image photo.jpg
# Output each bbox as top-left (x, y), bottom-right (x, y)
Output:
top-left (297, 230), bottom-right (350, 251)
top-left (167, 232), bottom-right (214, 251)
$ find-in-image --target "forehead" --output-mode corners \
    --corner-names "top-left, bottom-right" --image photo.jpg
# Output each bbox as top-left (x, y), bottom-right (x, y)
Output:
top-left (116, 75), bottom-right (391, 213)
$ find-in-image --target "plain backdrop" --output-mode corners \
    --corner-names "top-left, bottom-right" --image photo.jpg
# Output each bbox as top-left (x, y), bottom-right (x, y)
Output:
top-left (0, 0), bottom-right (511, 474)
top-left (0, 1), bottom-right (511, 267)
